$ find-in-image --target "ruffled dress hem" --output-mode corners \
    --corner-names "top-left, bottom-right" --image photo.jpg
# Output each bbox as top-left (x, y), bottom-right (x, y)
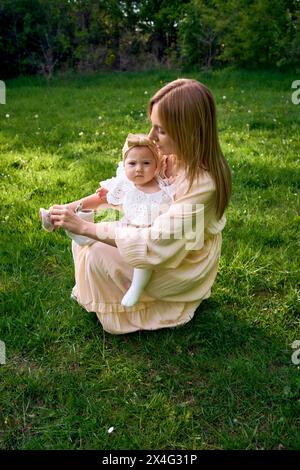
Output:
top-left (71, 285), bottom-right (204, 335)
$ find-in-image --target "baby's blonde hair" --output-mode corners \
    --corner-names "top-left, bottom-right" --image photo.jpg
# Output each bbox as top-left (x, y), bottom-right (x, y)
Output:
top-left (149, 79), bottom-right (231, 218)
top-left (122, 133), bottom-right (160, 172)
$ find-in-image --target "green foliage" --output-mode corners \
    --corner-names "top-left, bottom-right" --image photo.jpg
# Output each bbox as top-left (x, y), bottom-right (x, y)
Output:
top-left (217, 0), bottom-right (297, 67)
top-left (290, 9), bottom-right (300, 66)
top-left (178, 0), bottom-right (300, 69)
top-left (0, 0), bottom-right (74, 78)
top-left (0, 1), bottom-right (299, 77)
top-left (178, 0), bottom-right (221, 68)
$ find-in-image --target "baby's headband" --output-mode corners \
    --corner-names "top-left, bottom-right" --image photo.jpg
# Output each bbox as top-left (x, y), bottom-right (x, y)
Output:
top-left (122, 133), bottom-right (159, 163)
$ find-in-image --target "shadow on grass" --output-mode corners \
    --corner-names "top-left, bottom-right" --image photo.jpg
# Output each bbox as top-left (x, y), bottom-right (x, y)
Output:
top-left (100, 297), bottom-right (299, 449)
top-left (1, 282), bottom-right (300, 449)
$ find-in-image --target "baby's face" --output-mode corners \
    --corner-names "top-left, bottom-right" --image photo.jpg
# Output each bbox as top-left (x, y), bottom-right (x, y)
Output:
top-left (124, 146), bottom-right (157, 185)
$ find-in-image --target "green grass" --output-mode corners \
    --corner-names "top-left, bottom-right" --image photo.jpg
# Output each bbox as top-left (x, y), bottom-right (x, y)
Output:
top-left (0, 68), bottom-right (300, 450)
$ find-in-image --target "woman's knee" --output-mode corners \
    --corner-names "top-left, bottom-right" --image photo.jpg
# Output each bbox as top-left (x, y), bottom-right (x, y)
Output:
top-left (85, 241), bottom-right (112, 274)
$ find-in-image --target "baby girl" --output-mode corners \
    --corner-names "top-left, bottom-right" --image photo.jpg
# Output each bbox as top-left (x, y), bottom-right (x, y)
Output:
top-left (40, 133), bottom-right (175, 307)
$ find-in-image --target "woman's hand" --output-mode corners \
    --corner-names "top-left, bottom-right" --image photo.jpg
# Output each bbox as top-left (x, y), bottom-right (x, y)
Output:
top-left (50, 205), bottom-right (85, 234)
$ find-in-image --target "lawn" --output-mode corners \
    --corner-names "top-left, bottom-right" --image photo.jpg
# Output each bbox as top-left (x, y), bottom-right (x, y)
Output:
top-left (0, 68), bottom-right (299, 450)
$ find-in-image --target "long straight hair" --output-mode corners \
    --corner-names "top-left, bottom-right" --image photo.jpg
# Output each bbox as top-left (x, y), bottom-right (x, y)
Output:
top-left (149, 79), bottom-right (231, 219)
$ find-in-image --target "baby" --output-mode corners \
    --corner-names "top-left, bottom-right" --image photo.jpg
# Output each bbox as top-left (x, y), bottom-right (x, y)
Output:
top-left (40, 133), bottom-right (175, 307)
top-left (99, 133), bottom-right (175, 307)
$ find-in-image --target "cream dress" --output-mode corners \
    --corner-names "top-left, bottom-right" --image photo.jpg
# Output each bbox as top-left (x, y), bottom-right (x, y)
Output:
top-left (71, 169), bottom-right (226, 334)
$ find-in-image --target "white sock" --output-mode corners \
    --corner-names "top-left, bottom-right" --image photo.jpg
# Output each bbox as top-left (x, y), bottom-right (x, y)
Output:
top-left (121, 268), bottom-right (152, 307)
top-left (65, 230), bottom-right (96, 246)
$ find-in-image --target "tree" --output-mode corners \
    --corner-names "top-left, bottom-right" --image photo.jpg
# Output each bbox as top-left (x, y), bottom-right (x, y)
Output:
top-left (0, 0), bottom-right (299, 78)
top-left (137, 0), bottom-right (189, 63)
top-left (178, 0), bottom-right (220, 69)
top-left (177, 0), bottom-right (300, 69)
top-left (214, 0), bottom-right (299, 68)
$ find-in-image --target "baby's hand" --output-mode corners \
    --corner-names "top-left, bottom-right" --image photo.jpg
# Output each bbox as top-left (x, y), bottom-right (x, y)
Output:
top-left (159, 155), bottom-right (168, 179)
top-left (159, 155), bottom-right (175, 180)
top-left (164, 155), bottom-right (177, 179)
top-left (95, 186), bottom-right (108, 202)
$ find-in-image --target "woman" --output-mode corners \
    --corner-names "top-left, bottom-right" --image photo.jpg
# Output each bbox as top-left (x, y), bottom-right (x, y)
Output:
top-left (50, 78), bottom-right (232, 334)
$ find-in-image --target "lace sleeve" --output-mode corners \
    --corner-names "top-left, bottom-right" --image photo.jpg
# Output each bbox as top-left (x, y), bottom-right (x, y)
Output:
top-left (99, 161), bottom-right (125, 192)
top-left (106, 179), bottom-right (130, 206)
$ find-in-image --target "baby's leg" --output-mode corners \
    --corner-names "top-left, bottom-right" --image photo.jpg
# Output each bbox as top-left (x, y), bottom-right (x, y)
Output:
top-left (121, 268), bottom-right (152, 307)
top-left (65, 230), bottom-right (95, 246)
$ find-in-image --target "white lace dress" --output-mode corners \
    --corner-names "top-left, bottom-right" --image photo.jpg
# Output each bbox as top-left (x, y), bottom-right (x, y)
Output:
top-left (100, 162), bottom-right (176, 227)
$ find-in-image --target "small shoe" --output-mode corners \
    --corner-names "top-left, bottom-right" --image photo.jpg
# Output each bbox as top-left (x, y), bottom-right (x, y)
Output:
top-left (39, 208), bottom-right (55, 232)
top-left (70, 286), bottom-right (78, 301)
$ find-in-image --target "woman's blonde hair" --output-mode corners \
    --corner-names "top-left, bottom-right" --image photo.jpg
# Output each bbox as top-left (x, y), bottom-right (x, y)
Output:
top-left (149, 79), bottom-right (231, 219)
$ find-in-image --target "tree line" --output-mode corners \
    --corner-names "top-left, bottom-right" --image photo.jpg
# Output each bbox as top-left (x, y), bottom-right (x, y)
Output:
top-left (0, 0), bottom-right (299, 79)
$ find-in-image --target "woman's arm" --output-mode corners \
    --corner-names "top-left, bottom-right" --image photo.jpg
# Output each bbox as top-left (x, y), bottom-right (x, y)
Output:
top-left (50, 206), bottom-right (117, 247)
top-left (51, 173), bottom-right (215, 261)
top-left (82, 220), bottom-right (117, 247)
top-left (114, 172), bottom-right (215, 269)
